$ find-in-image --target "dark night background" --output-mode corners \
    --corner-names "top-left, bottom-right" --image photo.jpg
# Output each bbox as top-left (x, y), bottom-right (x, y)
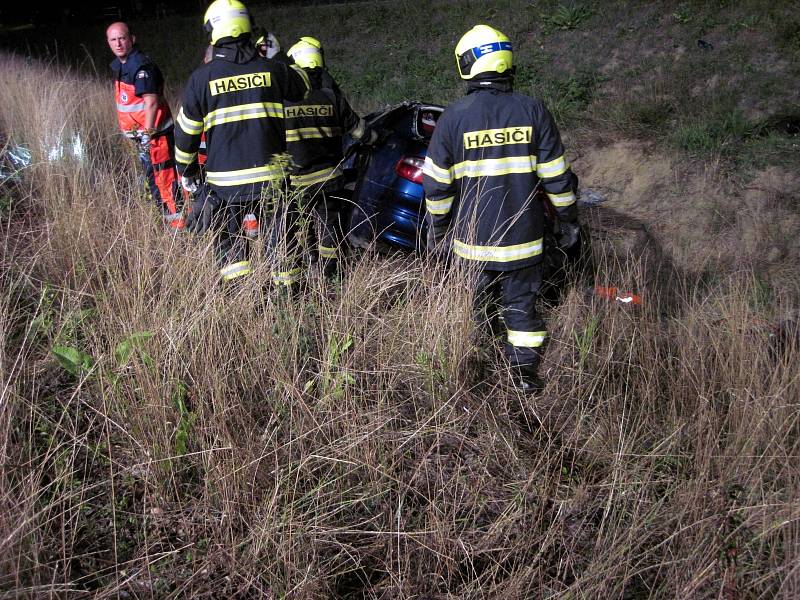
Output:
top-left (0, 1), bottom-right (340, 28)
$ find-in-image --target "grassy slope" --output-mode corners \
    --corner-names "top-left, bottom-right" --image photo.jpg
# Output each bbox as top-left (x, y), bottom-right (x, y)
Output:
top-left (1, 1), bottom-right (800, 598)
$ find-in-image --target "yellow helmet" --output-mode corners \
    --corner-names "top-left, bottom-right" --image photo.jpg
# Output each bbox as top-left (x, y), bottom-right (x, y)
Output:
top-left (203, 0), bottom-right (251, 45)
top-left (287, 36), bottom-right (324, 69)
top-left (454, 24), bottom-right (513, 80)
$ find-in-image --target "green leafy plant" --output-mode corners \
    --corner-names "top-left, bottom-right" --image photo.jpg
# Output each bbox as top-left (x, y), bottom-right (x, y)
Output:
top-left (573, 314), bottom-right (600, 370)
top-left (322, 332), bottom-right (355, 399)
top-left (113, 331), bottom-right (155, 369)
top-left (172, 381), bottom-right (195, 457)
top-left (51, 345), bottom-right (94, 377)
top-left (541, 3), bottom-right (593, 32)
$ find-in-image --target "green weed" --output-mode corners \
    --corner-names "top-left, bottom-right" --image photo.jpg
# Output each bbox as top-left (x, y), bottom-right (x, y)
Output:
top-left (540, 2), bottom-right (593, 32)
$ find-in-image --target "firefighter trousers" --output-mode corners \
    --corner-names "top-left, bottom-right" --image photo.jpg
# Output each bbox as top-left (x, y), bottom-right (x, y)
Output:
top-left (475, 264), bottom-right (547, 377)
top-left (210, 191), bottom-right (262, 281)
top-left (303, 187), bottom-right (344, 276)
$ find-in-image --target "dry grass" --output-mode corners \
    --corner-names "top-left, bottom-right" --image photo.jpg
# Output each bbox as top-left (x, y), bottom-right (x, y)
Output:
top-left (1, 54), bottom-right (799, 599)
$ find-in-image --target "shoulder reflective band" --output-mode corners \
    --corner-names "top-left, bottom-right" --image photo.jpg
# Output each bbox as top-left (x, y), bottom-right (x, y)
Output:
top-left (457, 40), bottom-right (512, 76)
top-left (507, 330), bottom-right (547, 348)
top-left (318, 245), bottom-right (336, 259)
top-left (453, 238), bottom-right (543, 263)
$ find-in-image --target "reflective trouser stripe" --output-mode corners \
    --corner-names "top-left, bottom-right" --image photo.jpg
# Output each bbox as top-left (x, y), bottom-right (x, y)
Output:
top-left (507, 330), bottom-right (547, 348)
top-left (453, 238), bottom-right (543, 263)
top-left (318, 245), bottom-right (336, 259)
top-left (272, 268), bottom-right (301, 286)
top-left (220, 261), bottom-right (251, 281)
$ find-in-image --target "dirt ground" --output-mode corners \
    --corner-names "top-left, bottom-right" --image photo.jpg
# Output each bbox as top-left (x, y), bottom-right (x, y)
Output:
top-left (575, 140), bottom-right (800, 301)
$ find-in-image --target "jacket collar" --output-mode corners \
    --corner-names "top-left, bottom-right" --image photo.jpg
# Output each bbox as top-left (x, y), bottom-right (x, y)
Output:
top-left (466, 74), bottom-right (514, 94)
top-left (212, 39), bottom-right (257, 64)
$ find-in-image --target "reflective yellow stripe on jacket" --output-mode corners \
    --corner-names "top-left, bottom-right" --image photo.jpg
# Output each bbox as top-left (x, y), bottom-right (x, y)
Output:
top-left (452, 155), bottom-right (537, 180)
top-left (425, 196), bottom-right (454, 216)
top-left (453, 238), bottom-right (543, 263)
top-left (547, 190), bottom-right (576, 207)
top-left (207, 165), bottom-right (283, 186)
top-left (175, 146), bottom-right (197, 166)
top-left (285, 126), bottom-right (342, 142)
top-left (423, 156), bottom-right (453, 184)
top-left (177, 107), bottom-right (203, 136)
top-left (204, 102), bottom-right (284, 130)
top-left (536, 155), bottom-right (568, 179)
top-left (291, 165), bottom-right (341, 187)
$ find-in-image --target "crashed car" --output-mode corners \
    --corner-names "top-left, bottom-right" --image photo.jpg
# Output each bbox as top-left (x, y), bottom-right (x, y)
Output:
top-left (344, 101), bottom-right (444, 251)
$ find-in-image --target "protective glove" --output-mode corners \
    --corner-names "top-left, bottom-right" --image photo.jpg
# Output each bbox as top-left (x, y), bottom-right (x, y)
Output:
top-left (185, 191), bottom-right (221, 235)
top-left (180, 175), bottom-right (199, 195)
top-left (557, 221), bottom-right (581, 250)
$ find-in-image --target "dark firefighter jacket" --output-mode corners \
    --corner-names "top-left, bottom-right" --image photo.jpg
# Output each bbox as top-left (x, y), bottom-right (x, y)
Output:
top-left (422, 79), bottom-right (578, 271)
top-left (284, 68), bottom-right (365, 191)
top-left (110, 47), bottom-right (173, 137)
top-left (174, 39), bottom-right (310, 198)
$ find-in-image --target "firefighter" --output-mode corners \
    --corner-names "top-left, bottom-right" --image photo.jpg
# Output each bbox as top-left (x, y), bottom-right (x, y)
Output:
top-left (422, 24), bottom-right (581, 392)
top-left (106, 22), bottom-right (184, 229)
top-left (174, 0), bottom-right (309, 282)
top-left (282, 36), bottom-right (373, 279)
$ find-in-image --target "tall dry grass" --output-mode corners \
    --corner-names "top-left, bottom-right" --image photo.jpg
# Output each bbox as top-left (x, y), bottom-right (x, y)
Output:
top-left (0, 54), bottom-right (798, 599)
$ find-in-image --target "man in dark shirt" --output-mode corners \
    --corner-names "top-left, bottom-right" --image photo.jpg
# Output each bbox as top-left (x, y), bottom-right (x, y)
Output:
top-left (107, 22), bottom-right (183, 228)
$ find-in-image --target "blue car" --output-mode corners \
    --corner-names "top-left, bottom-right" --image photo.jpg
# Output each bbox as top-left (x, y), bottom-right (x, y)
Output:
top-left (344, 101), bottom-right (444, 252)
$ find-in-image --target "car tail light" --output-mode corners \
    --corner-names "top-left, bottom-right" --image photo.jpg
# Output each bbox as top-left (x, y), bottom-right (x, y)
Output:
top-left (395, 156), bottom-right (424, 184)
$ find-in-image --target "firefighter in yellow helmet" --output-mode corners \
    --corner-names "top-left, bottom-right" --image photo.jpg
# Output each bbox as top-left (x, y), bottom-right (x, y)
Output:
top-left (174, 0), bottom-right (310, 282)
top-left (422, 24), bottom-right (581, 392)
top-left (275, 36), bottom-right (372, 282)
